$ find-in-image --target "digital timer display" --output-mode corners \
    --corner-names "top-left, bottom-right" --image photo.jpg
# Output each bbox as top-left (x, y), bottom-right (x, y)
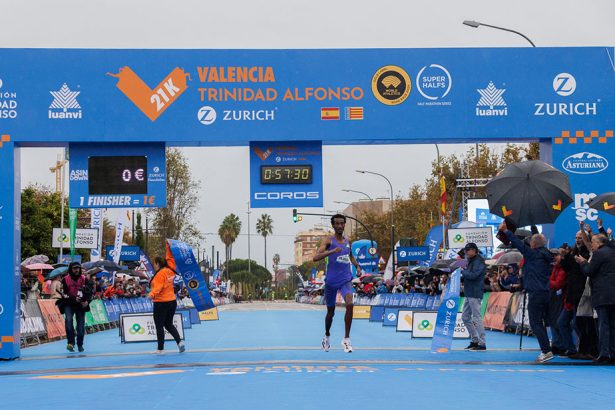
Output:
top-left (88, 156), bottom-right (148, 195)
top-left (260, 165), bottom-right (312, 184)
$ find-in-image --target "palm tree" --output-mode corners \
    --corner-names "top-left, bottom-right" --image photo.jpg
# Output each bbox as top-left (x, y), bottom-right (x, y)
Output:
top-left (256, 214), bottom-right (273, 270)
top-left (218, 214), bottom-right (241, 279)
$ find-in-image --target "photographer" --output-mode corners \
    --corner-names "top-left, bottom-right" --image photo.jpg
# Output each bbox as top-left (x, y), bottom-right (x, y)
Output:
top-left (59, 262), bottom-right (93, 353)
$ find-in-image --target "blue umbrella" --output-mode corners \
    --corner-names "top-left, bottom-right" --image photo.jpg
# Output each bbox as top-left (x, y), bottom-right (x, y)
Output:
top-left (48, 266), bottom-right (68, 279)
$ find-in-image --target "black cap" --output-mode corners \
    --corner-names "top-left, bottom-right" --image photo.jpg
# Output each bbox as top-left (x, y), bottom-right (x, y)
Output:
top-left (464, 242), bottom-right (479, 251)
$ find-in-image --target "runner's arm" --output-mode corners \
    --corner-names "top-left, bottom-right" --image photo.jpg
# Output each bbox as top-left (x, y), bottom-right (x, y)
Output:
top-left (313, 237), bottom-right (335, 262)
top-left (349, 252), bottom-right (362, 276)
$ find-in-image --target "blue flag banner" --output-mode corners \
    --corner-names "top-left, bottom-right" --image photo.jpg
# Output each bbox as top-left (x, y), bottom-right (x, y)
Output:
top-left (167, 239), bottom-right (216, 311)
top-left (421, 225), bottom-right (444, 267)
top-left (431, 268), bottom-right (461, 353)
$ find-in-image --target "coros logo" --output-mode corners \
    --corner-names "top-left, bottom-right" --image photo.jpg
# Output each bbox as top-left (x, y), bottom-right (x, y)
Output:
top-left (562, 152), bottom-right (608, 174)
top-left (416, 64), bottom-right (452, 105)
top-left (128, 323), bottom-right (145, 335)
top-left (387, 313), bottom-right (397, 321)
top-left (446, 299), bottom-right (456, 309)
top-left (198, 106), bottom-right (217, 125)
top-left (254, 191), bottom-right (319, 200)
top-left (418, 319), bottom-right (433, 331)
top-left (553, 73), bottom-right (576, 96)
top-left (371, 65), bottom-right (411, 105)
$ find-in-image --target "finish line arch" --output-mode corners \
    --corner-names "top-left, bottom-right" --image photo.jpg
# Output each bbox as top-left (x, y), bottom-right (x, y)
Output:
top-left (1, 46), bottom-right (614, 359)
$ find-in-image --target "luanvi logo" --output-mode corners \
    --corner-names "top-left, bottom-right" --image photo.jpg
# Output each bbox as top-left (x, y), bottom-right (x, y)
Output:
top-left (475, 81), bottom-right (507, 116)
top-left (108, 67), bottom-right (190, 121)
top-left (49, 83), bottom-right (82, 119)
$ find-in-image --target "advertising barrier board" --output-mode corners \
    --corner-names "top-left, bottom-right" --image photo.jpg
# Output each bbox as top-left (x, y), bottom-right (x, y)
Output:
top-left (120, 313), bottom-right (184, 343)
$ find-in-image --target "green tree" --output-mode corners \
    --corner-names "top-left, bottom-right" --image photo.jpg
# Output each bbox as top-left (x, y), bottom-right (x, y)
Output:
top-left (21, 184), bottom-right (89, 260)
top-left (256, 213), bottom-right (273, 270)
top-left (272, 253), bottom-right (280, 272)
top-left (227, 258), bottom-right (271, 297)
top-left (148, 148), bottom-right (203, 255)
top-left (134, 212), bottom-right (145, 250)
top-left (218, 214), bottom-right (242, 279)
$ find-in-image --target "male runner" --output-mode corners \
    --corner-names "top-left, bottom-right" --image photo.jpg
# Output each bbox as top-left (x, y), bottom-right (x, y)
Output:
top-left (313, 214), bottom-right (362, 353)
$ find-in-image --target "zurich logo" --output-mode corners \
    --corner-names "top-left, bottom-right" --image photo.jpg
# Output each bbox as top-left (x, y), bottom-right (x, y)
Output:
top-left (399, 251), bottom-right (407, 257)
top-left (446, 300), bottom-right (456, 309)
top-left (197, 106), bottom-right (216, 125)
top-left (562, 152), bottom-right (608, 174)
top-left (387, 313), bottom-right (397, 321)
top-left (553, 73), bottom-right (576, 97)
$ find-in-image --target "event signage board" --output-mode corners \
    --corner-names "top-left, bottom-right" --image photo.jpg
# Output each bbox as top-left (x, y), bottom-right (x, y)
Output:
top-left (249, 141), bottom-right (323, 208)
top-left (369, 305), bottom-right (385, 322)
top-left (1, 48), bottom-right (613, 144)
top-left (411, 312), bottom-right (468, 339)
top-left (120, 313), bottom-right (184, 343)
top-left (551, 136), bottom-right (615, 246)
top-left (396, 246), bottom-right (429, 262)
top-left (352, 305), bottom-right (371, 319)
top-left (383, 308), bottom-right (399, 327)
top-left (447, 227), bottom-right (494, 249)
top-left (198, 307), bottom-right (219, 321)
top-left (68, 143), bottom-right (166, 208)
top-left (475, 208), bottom-right (503, 226)
top-left (105, 245), bottom-right (141, 262)
top-left (351, 239), bottom-right (379, 274)
top-left (396, 309), bottom-right (414, 332)
top-left (52, 228), bottom-right (98, 249)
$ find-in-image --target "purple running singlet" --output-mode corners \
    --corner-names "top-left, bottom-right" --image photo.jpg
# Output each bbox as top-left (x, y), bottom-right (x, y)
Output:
top-left (324, 236), bottom-right (353, 307)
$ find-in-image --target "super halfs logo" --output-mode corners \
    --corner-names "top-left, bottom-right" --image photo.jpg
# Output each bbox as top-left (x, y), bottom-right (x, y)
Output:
top-left (107, 67), bottom-right (190, 121)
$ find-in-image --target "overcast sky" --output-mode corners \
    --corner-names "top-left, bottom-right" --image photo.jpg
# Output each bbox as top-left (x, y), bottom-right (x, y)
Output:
top-left (7, 0), bottom-right (615, 269)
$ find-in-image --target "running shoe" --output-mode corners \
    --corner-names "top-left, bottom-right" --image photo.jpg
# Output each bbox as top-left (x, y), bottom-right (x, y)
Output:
top-left (321, 335), bottom-right (330, 352)
top-left (536, 351), bottom-right (554, 363)
top-left (178, 341), bottom-right (186, 353)
top-left (342, 338), bottom-right (353, 353)
top-left (464, 342), bottom-right (478, 350)
top-left (66, 344), bottom-right (74, 352)
top-left (470, 344), bottom-right (487, 351)
top-left (78, 345), bottom-right (85, 353)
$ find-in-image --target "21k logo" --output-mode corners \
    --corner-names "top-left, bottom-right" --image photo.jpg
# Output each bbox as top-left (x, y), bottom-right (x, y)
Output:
top-left (108, 67), bottom-right (190, 121)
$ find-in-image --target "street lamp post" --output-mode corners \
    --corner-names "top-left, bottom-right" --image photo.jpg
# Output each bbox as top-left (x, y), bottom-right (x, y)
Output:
top-left (341, 189), bottom-right (373, 201)
top-left (356, 170), bottom-right (395, 271)
top-left (462, 20), bottom-right (536, 47)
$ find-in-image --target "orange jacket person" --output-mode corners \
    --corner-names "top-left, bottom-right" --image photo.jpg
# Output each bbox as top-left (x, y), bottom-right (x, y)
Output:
top-left (148, 255), bottom-right (185, 353)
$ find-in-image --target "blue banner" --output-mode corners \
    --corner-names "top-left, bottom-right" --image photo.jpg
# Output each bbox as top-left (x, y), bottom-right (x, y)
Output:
top-left (431, 268), bottom-right (461, 353)
top-left (551, 137), bottom-right (615, 246)
top-left (177, 310), bottom-right (193, 329)
top-left (69, 142), bottom-right (166, 208)
top-left (249, 141), bottom-right (323, 208)
top-left (475, 208), bottom-right (503, 226)
top-left (369, 306), bottom-right (385, 322)
top-left (105, 245), bottom-right (141, 261)
top-left (167, 239), bottom-right (216, 311)
top-left (383, 308), bottom-right (399, 327)
top-left (421, 225), bottom-right (444, 267)
top-left (397, 246), bottom-right (429, 262)
top-left (351, 239), bottom-right (379, 274)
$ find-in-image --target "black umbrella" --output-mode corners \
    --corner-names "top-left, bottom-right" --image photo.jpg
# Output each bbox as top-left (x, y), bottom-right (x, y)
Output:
top-left (82, 260), bottom-right (123, 271)
top-left (587, 192), bottom-right (615, 217)
top-left (486, 160), bottom-right (572, 227)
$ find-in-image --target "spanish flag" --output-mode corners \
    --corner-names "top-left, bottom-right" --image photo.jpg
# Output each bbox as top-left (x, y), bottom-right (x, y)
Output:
top-left (439, 173), bottom-right (446, 216)
top-left (321, 107), bottom-right (340, 120)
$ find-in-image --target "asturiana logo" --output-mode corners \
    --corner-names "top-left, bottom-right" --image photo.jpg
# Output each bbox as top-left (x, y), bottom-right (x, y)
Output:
top-left (562, 152), bottom-right (608, 174)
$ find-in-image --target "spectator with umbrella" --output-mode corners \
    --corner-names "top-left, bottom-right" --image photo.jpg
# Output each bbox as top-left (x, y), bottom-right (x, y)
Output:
top-left (500, 220), bottom-right (554, 362)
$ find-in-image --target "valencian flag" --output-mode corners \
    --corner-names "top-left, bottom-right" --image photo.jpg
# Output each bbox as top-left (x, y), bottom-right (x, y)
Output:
top-left (166, 239), bottom-right (215, 311)
top-left (439, 173), bottom-right (447, 216)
